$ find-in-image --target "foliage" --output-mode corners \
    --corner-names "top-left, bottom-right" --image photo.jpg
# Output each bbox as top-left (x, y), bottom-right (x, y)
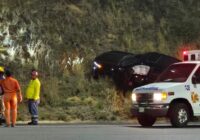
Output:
top-left (1, 0), bottom-right (200, 121)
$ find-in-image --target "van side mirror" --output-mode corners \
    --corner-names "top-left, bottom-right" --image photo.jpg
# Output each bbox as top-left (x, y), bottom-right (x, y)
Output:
top-left (192, 76), bottom-right (197, 84)
top-left (192, 75), bottom-right (200, 84)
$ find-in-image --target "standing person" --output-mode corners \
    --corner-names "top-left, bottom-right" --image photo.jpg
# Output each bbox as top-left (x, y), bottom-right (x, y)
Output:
top-left (26, 70), bottom-right (41, 125)
top-left (0, 66), bottom-right (5, 125)
top-left (1, 69), bottom-right (22, 127)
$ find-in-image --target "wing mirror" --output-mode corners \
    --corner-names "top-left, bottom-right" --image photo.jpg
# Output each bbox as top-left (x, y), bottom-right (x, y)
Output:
top-left (192, 76), bottom-right (197, 84)
top-left (192, 75), bottom-right (200, 84)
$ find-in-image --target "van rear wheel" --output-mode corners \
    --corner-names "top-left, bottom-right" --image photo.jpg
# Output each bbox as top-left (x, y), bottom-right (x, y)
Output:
top-left (137, 115), bottom-right (156, 127)
top-left (169, 103), bottom-right (190, 127)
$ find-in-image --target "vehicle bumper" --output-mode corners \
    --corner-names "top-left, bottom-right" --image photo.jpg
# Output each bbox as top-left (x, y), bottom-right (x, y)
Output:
top-left (131, 104), bottom-right (169, 117)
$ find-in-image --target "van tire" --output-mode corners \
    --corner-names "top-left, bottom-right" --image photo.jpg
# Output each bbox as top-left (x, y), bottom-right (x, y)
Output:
top-left (137, 115), bottom-right (156, 127)
top-left (169, 103), bottom-right (189, 127)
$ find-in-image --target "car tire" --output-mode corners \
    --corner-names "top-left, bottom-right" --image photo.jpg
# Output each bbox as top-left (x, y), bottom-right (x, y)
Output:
top-left (137, 115), bottom-right (156, 127)
top-left (169, 103), bottom-right (190, 127)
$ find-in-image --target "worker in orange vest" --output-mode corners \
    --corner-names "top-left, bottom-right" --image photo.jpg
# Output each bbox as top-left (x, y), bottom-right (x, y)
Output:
top-left (1, 69), bottom-right (22, 127)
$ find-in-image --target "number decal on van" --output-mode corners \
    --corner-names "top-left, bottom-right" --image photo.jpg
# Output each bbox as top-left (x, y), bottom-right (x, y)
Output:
top-left (185, 85), bottom-right (190, 91)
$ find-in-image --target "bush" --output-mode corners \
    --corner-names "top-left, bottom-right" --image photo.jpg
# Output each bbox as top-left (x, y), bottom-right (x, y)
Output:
top-left (3, 0), bottom-right (191, 122)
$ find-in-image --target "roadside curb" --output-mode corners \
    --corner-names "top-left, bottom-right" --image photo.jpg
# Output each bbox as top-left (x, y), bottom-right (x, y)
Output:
top-left (16, 119), bottom-right (169, 125)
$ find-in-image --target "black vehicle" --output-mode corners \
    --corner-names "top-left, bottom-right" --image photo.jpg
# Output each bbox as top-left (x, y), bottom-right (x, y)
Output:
top-left (92, 51), bottom-right (136, 78)
top-left (114, 52), bottom-right (181, 91)
top-left (92, 51), bottom-right (181, 91)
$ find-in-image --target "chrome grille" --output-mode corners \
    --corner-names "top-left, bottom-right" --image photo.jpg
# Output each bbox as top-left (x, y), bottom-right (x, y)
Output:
top-left (136, 93), bottom-right (153, 103)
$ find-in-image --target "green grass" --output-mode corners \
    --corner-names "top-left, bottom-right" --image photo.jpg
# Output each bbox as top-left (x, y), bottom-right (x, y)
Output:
top-left (2, 0), bottom-right (197, 122)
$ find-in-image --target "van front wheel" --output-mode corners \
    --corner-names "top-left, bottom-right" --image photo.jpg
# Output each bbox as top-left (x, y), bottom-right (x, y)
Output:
top-left (169, 103), bottom-right (189, 127)
top-left (137, 115), bottom-right (156, 127)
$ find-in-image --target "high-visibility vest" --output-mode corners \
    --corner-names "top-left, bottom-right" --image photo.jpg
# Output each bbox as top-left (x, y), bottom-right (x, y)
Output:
top-left (26, 78), bottom-right (41, 100)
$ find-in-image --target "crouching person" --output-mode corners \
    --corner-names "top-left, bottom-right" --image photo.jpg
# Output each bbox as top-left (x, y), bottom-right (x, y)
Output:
top-left (26, 70), bottom-right (41, 125)
top-left (0, 96), bottom-right (5, 125)
top-left (0, 66), bottom-right (5, 125)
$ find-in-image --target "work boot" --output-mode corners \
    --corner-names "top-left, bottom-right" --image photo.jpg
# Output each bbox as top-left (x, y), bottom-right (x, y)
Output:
top-left (11, 124), bottom-right (15, 127)
top-left (28, 121), bottom-right (38, 125)
top-left (3, 124), bottom-right (10, 127)
top-left (28, 121), bottom-right (33, 125)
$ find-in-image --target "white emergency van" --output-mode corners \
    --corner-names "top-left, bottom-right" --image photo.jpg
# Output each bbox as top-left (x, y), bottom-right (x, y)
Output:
top-left (131, 50), bottom-right (200, 127)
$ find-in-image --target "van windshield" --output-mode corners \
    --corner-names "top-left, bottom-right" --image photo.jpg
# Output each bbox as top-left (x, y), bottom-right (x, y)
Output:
top-left (156, 63), bottom-right (196, 82)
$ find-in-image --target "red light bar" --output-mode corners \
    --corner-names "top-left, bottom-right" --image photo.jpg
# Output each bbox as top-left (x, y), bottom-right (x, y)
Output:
top-left (183, 51), bottom-right (187, 55)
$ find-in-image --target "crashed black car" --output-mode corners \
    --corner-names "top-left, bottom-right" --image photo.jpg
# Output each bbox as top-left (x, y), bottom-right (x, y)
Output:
top-left (113, 52), bottom-right (181, 91)
top-left (92, 51), bottom-right (181, 91)
top-left (92, 51), bottom-right (136, 78)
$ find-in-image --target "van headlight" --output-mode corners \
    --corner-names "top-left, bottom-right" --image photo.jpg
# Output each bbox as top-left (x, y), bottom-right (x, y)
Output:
top-left (153, 92), bottom-right (167, 101)
top-left (131, 93), bottom-right (137, 102)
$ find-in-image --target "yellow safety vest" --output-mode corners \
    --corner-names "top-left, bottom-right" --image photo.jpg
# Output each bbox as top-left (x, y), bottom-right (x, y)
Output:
top-left (26, 78), bottom-right (41, 100)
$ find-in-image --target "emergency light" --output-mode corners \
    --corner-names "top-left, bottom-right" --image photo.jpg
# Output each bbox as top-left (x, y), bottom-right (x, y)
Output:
top-left (183, 50), bottom-right (200, 61)
top-left (183, 51), bottom-right (187, 55)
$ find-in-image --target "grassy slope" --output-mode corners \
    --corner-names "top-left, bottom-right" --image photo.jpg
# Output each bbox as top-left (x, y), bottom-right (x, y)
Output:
top-left (0, 0), bottom-right (200, 121)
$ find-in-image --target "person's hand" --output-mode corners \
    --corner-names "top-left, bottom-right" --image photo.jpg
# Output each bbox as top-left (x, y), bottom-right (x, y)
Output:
top-left (18, 94), bottom-right (23, 103)
top-left (23, 98), bottom-right (28, 103)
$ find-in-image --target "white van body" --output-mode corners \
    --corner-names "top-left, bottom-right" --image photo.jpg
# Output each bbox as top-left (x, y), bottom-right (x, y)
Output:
top-left (131, 51), bottom-right (200, 127)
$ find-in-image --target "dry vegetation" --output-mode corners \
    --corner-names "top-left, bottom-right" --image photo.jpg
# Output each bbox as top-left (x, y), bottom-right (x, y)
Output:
top-left (1, 0), bottom-right (200, 121)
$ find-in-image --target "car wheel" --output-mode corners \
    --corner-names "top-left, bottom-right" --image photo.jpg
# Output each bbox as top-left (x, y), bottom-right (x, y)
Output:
top-left (137, 115), bottom-right (156, 127)
top-left (169, 103), bottom-right (190, 127)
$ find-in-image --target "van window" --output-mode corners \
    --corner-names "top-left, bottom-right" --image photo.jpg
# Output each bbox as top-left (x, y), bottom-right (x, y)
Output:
top-left (191, 54), bottom-right (195, 61)
top-left (156, 63), bottom-right (196, 82)
top-left (184, 55), bottom-right (188, 61)
top-left (193, 66), bottom-right (200, 83)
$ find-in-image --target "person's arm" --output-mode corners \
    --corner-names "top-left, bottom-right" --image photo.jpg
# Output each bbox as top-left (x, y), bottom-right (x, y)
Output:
top-left (15, 80), bottom-right (22, 102)
top-left (17, 89), bottom-right (22, 102)
top-left (33, 80), bottom-right (41, 100)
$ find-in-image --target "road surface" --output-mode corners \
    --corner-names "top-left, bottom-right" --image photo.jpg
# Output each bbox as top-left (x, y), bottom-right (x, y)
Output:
top-left (1, 123), bottom-right (200, 140)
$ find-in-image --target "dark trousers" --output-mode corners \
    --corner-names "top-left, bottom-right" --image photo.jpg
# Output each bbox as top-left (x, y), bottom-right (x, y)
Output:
top-left (28, 100), bottom-right (39, 123)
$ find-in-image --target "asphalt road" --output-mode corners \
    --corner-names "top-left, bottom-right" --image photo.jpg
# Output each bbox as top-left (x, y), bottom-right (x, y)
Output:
top-left (1, 123), bottom-right (200, 140)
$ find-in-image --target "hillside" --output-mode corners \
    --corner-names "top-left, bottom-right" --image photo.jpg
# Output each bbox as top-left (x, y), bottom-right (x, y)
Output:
top-left (1, 0), bottom-right (200, 121)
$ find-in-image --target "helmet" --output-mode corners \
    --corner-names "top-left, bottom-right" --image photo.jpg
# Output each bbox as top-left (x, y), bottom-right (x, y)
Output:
top-left (31, 71), bottom-right (38, 76)
top-left (0, 66), bottom-right (4, 72)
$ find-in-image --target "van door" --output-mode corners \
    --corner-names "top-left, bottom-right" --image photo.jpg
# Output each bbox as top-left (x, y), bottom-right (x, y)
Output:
top-left (191, 66), bottom-right (200, 114)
